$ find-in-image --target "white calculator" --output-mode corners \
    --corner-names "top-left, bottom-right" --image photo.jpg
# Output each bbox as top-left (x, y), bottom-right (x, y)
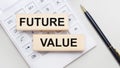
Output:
top-left (0, 0), bottom-right (96, 68)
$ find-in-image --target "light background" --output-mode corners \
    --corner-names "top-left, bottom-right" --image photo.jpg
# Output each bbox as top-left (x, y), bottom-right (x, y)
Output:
top-left (0, 0), bottom-right (120, 68)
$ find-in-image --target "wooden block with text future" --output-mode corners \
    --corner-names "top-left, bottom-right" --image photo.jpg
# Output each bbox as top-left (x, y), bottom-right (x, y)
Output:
top-left (16, 14), bottom-right (68, 31)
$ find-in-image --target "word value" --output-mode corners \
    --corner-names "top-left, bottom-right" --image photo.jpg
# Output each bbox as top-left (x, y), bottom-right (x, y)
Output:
top-left (40, 38), bottom-right (77, 47)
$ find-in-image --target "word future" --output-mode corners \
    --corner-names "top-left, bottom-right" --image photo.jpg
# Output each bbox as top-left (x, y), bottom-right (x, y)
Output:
top-left (33, 34), bottom-right (85, 51)
top-left (17, 14), bottom-right (68, 31)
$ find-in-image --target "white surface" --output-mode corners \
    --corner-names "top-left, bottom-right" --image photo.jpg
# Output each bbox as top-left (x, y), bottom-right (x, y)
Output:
top-left (0, 0), bottom-right (120, 68)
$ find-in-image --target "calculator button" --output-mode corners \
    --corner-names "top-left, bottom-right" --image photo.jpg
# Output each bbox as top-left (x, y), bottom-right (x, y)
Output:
top-left (10, 27), bottom-right (22, 37)
top-left (39, 0), bottom-right (46, 3)
top-left (4, 16), bottom-right (15, 29)
top-left (69, 24), bottom-right (83, 34)
top-left (42, 4), bottom-right (54, 13)
top-left (22, 43), bottom-right (33, 54)
top-left (17, 34), bottom-right (32, 46)
top-left (53, 0), bottom-right (65, 8)
top-left (34, 10), bottom-right (41, 14)
top-left (25, 2), bottom-right (36, 13)
top-left (36, 0), bottom-right (46, 4)
top-left (68, 15), bottom-right (76, 26)
top-left (59, 6), bottom-right (71, 14)
top-left (39, 0), bottom-right (44, 3)
top-left (28, 52), bottom-right (41, 61)
top-left (15, 9), bottom-right (25, 14)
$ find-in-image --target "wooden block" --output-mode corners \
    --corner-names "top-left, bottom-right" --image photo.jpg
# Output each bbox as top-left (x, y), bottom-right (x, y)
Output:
top-left (33, 34), bottom-right (85, 51)
top-left (16, 14), bottom-right (68, 31)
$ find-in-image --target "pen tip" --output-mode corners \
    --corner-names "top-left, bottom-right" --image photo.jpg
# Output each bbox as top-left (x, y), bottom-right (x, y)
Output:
top-left (80, 5), bottom-right (87, 12)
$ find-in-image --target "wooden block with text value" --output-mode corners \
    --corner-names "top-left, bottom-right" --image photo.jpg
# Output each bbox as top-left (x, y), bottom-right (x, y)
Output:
top-left (33, 34), bottom-right (85, 51)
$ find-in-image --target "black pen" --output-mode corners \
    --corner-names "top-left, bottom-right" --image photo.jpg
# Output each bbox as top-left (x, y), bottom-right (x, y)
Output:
top-left (80, 5), bottom-right (120, 65)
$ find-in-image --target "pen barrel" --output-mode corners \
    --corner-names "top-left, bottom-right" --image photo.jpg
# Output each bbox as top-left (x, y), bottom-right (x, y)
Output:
top-left (85, 12), bottom-right (111, 47)
top-left (84, 11), bottom-right (120, 65)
